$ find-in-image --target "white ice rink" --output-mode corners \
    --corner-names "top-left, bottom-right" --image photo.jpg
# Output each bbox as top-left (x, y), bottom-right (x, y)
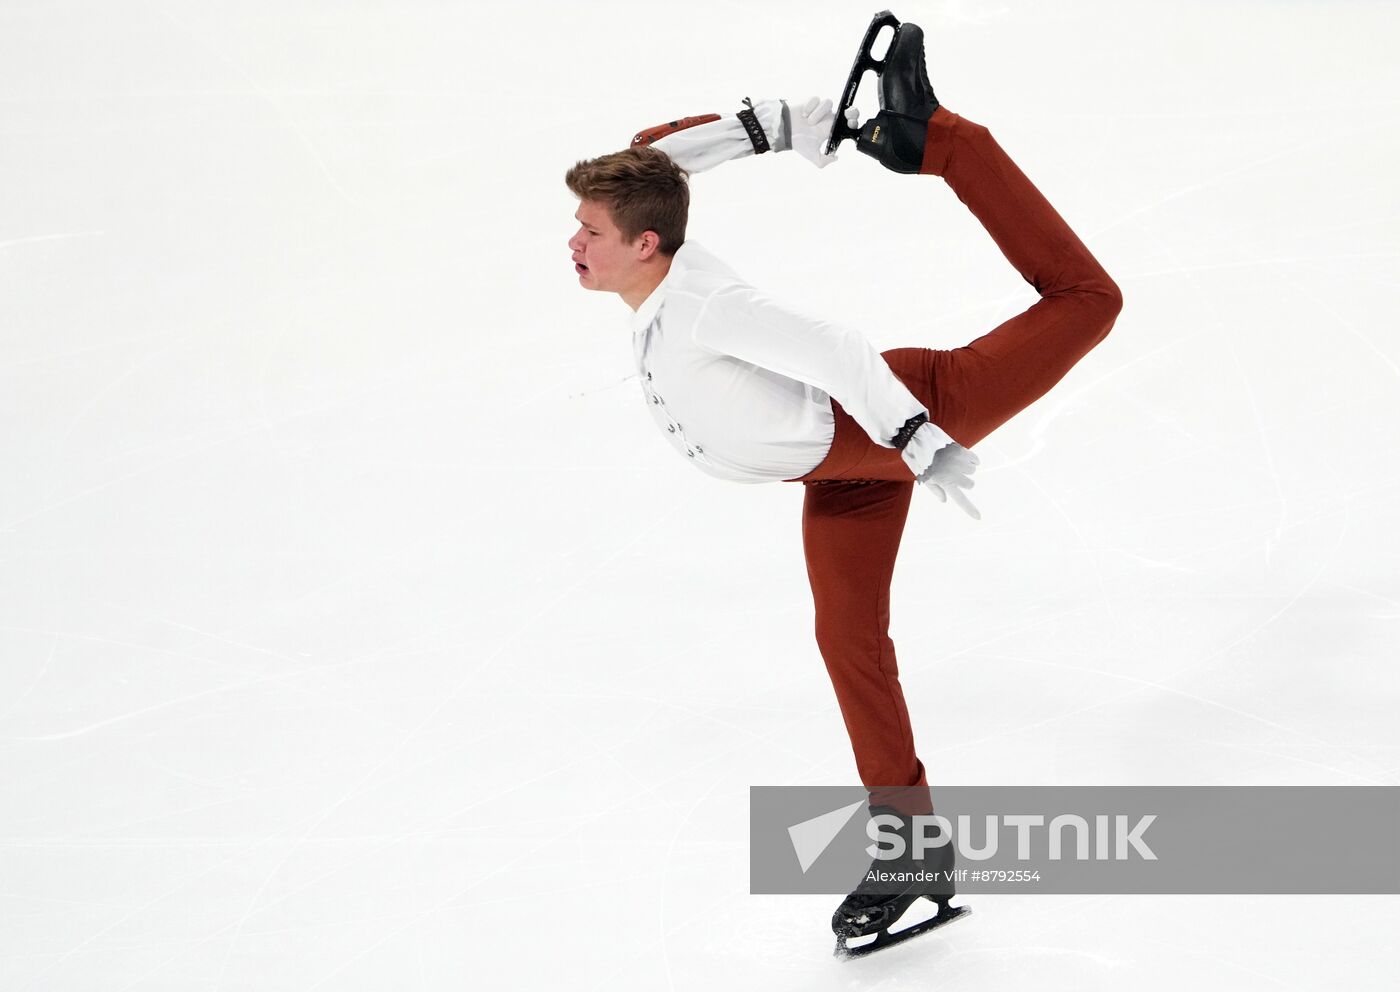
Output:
top-left (3, 0), bottom-right (1399, 988)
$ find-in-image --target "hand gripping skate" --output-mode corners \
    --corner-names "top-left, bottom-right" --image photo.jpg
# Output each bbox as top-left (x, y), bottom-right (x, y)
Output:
top-left (825, 10), bottom-right (902, 155)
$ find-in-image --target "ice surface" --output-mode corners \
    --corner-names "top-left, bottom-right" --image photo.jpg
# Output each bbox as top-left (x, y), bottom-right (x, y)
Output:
top-left (2, 0), bottom-right (1398, 988)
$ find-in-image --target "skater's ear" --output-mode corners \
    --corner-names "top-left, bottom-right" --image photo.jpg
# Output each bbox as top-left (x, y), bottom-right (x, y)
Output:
top-left (630, 228), bottom-right (664, 262)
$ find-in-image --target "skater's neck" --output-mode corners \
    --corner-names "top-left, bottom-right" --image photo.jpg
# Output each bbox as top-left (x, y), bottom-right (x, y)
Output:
top-left (622, 253), bottom-right (674, 312)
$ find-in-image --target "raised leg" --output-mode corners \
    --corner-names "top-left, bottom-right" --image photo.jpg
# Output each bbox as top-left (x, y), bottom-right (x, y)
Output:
top-left (919, 106), bottom-right (1124, 447)
top-left (792, 107), bottom-right (1122, 484)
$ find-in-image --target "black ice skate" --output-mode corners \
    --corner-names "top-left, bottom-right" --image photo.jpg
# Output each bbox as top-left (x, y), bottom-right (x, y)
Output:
top-left (831, 806), bottom-right (970, 959)
top-left (826, 10), bottom-right (901, 155)
top-left (827, 10), bottom-right (941, 174)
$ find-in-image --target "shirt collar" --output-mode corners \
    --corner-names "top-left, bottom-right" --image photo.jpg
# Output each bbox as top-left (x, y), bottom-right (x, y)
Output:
top-left (629, 240), bottom-right (700, 334)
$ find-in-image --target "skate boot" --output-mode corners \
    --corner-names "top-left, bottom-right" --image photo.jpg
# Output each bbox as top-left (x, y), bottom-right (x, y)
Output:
top-left (852, 18), bottom-right (941, 174)
top-left (831, 806), bottom-right (970, 959)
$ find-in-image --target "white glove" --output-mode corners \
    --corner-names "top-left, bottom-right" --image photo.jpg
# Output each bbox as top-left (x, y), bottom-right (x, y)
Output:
top-left (900, 421), bottom-right (981, 520)
top-left (786, 96), bottom-right (839, 169)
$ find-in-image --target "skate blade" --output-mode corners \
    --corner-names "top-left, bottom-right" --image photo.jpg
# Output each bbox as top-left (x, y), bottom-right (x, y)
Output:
top-left (833, 901), bottom-right (971, 960)
top-left (826, 9), bottom-right (901, 155)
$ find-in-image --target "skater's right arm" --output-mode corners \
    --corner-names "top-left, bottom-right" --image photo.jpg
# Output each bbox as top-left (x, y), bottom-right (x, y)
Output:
top-left (631, 96), bottom-right (837, 172)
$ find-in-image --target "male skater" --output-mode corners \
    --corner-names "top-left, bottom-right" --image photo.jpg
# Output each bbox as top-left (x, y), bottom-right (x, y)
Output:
top-left (565, 17), bottom-right (1122, 954)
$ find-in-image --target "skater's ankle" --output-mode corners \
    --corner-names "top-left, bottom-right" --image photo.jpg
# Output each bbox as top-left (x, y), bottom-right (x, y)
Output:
top-left (918, 107), bottom-right (959, 176)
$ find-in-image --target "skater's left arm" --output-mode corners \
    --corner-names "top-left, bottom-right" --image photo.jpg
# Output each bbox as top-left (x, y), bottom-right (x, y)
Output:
top-left (631, 96), bottom-right (838, 172)
top-left (691, 285), bottom-right (952, 464)
top-left (694, 286), bottom-right (982, 516)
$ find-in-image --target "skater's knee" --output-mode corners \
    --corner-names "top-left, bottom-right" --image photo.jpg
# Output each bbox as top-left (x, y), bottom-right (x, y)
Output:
top-left (1099, 278), bottom-right (1123, 345)
top-left (1077, 271), bottom-right (1123, 330)
top-left (813, 615), bottom-right (849, 653)
top-left (813, 611), bottom-right (882, 656)
top-left (1099, 275), bottom-right (1124, 319)
top-left (1083, 280), bottom-right (1122, 352)
top-left (1051, 273), bottom-right (1122, 353)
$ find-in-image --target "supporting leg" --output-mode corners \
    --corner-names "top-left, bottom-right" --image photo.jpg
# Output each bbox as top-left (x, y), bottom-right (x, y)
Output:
top-left (801, 478), bottom-right (932, 816)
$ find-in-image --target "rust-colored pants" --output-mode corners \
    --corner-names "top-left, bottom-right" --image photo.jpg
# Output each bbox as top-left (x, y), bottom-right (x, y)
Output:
top-left (784, 107), bottom-right (1123, 816)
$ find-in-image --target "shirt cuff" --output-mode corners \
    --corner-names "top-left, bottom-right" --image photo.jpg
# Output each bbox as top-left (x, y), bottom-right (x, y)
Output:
top-left (747, 98), bottom-right (787, 152)
top-left (899, 420), bottom-right (955, 479)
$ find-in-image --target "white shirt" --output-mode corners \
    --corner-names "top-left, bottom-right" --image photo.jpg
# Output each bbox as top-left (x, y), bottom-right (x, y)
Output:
top-left (630, 99), bottom-right (929, 483)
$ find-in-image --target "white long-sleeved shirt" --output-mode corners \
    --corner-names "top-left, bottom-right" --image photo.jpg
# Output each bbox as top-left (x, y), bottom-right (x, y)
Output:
top-left (629, 98), bottom-right (930, 483)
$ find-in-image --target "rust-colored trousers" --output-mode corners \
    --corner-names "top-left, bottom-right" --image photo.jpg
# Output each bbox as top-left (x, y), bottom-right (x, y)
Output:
top-left (784, 106), bottom-right (1123, 815)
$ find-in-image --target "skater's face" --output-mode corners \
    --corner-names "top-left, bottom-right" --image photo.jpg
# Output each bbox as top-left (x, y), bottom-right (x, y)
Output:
top-left (569, 200), bottom-right (655, 294)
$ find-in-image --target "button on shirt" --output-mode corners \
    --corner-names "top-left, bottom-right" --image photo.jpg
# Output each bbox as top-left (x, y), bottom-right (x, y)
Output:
top-left (630, 98), bottom-right (929, 483)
